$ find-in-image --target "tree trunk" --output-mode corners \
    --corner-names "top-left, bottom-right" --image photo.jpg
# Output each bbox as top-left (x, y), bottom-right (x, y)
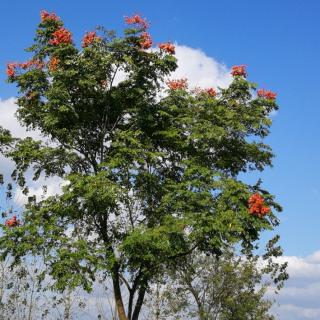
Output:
top-left (112, 266), bottom-right (128, 320)
top-left (131, 285), bottom-right (147, 320)
top-left (127, 270), bottom-right (142, 320)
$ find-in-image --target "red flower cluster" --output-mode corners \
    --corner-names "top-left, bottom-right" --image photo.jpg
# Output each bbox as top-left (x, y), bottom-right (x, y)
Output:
top-left (49, 27), bottom-right (72, 45)
top-left (40, 10), bottom-right (59, 22)
top-left (158, 42), bottom-right (175, 54)
top-left (6, 60), bottom-right (44, 77)
top-left (257, 89), bottom-right (277, 100)
top-left (167, 78), bottom-right (188, 90)
top-left (125, 14), bottom-right (149, 29)
top-left (205, 88), bottom-right (217, 97)
top-left (48, 57), bottom-right (59, 71)
top-left (82, 31), bottom-right (100, 48)
top-left (140, 32), bottom-right (152, 49)
top-left (5, 215), bottom-right (20, 228)
top-left (6, 63), bottom-right (17, 77)
top-left (248, 193), bottom-right (270, 218)
top-left (231, 65), bottom-right (247, 77)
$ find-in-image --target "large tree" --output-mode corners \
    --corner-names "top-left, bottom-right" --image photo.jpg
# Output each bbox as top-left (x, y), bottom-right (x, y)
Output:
top-left (0, 11), bottom-right (282, 320)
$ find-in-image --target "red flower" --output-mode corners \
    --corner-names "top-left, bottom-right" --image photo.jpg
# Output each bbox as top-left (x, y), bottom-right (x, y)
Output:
top-left (82, 31), bottom-right (100, 48)
top-left (125, 14), bottom-right (149, 29)
top-left (48, 57), bottom-right (59, 71)
top-left (6, 63), bottom-right (18, 77)
top-left (167, 78), bottom-right (188, 90)
top-left (6, 60), bottom-right (44, 77)
top-left (5, 215), bottom-right (20, 228)
top-left (205, 88), bottom-right (217, 97)
top-left (248, 193), bottom-right (270, 218)
top-left (257, 89), bottom-right (265, 97)
top-left (158, 42), bottom-right (175, 54)
top-left (6, 68), bottom-right (15, 77)
top-left (140, 32), bottom-right (152, 49)
top-left (6, 59), bottom-right (45, 78)
top-left (231, 65), bottom-right (247, 77)
top-left (49, 27), bottom-right (72, 45)
top-left (257, 89), bottom-right (277, 100)
top-left (40, 10), bottom-right (59, 22)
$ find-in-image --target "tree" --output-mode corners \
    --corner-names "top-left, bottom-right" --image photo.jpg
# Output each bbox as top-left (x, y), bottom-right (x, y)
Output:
top-left (0, 10), bottom-right (281, 320)
top-left (144, 240), bottom-right (288, 320)
top-left (0, 256), bottom-right (86, 320)
top-left (0, 257), bottom-right (43, 320)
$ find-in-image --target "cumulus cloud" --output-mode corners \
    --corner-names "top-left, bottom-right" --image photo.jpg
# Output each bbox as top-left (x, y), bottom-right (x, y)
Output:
top-left (268, 251), bottom-right (320, 319)
top-left (0, 97), bottom-right (41, 139)
top-left (173, 44), bottom-right (232, 89)
top-left (14, 176), bottom-right (66, 207)
top-left (276, 254), bottom-right (320, 280)
top-left (0, 98), bottom-right (62, 207)
top-left (0, 97), bottom-right (43, 178)
top-left (273, 304), bottom-right (320, 320)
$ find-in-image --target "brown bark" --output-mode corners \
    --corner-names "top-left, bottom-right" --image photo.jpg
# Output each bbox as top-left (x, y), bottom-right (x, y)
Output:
top-left (112, 265), bottom-right (128, 320)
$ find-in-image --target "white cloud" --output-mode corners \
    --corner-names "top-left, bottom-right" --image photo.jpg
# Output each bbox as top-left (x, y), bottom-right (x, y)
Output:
top-left (0, 97), bottom-right (62, 207)
top-left (113, 68), bottom-right (128, 86)
top-left (173, 44), bottom-right (232, 89)
top-left (0, 97), bottom-right (43, 181)
top-left (275, 255), bottom-right (320, 280)
top-left (273, 304), bottom-right (320, 320)
top-left (305, 250), bottom-right (320, 264)
top-left (268, 251), bottom-right (320, 319)
top-left (0, 97), bottom-right (41, 139)
top-left (14, 176), bottom-right (66, 206)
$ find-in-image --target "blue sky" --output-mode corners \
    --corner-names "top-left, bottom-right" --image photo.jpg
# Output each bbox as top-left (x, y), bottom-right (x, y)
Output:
top-left (1, 1), bottom-right (320, 318)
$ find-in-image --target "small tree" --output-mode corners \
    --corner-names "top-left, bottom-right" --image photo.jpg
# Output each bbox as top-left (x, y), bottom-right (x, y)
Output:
top-left (1, 11), bottom-right (281, 320)
top-left (0, 257), bottom-right (43, 320)
top-left (0, 256), bottom-right (86, 320)
top-left (144, 240), bottom-right (288, 320)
